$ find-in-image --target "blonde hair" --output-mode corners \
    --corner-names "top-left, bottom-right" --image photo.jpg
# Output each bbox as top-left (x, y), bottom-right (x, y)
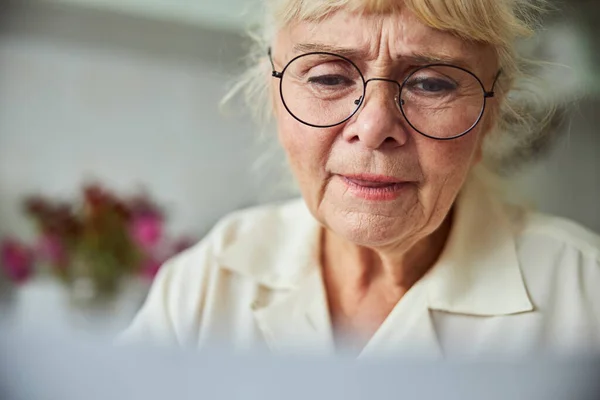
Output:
top-left (224, 0), bottom-right (563, 176)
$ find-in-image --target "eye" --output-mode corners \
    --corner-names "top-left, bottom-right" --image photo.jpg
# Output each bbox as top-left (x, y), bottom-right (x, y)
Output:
top-left (307, 74), bottom-right (355, 87)
top-left (408, 77), bottom-right (457, 93)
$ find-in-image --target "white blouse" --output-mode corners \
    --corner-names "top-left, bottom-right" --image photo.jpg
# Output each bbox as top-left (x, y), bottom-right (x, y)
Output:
top-left (120, 176), bottom-right (600, 359)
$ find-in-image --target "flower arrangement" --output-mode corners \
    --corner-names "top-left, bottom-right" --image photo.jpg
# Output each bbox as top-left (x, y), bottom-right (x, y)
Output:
top-left (0, 184), bottom-right (195, 304)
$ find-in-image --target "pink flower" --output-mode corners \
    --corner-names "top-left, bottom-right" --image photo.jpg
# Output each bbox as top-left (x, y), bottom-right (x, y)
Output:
top-left (130, 214), bottom-right (163, 252)
top-left (35, 233), bottom-right (67, 267)
top-left (1, 238), bottom-right (33, 284)
top-left (140, 257), bottom-right (163, 281)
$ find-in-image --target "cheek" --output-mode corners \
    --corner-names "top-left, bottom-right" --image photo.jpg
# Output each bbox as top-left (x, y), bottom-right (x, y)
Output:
top-left (404, 133), bottom-right (481, 231)
top-left (276, 111), bottom-right (319, 172)
top-left (275, 100), bottom-right (338, 197)
top-left (418, 128), bottom-right (482, 178)
top-left (415, 130), bottom-right (482, 209)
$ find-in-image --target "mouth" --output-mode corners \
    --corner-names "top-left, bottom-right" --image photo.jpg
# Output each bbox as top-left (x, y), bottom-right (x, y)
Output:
top-left (338, 174), bottom-right (410, 201)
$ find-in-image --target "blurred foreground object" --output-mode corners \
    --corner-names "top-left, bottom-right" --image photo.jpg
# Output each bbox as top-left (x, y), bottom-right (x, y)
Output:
top-left (1, 326), bottom-right (600, 400)
top-left (1, 183), bottom-right (195, 307)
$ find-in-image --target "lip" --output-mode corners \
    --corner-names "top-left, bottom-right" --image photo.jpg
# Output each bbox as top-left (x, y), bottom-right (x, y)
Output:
top-left (338, 174), bottom-right (410, 201)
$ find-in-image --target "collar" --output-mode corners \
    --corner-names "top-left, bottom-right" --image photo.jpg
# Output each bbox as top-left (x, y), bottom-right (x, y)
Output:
top-left (423, 174), bottom-right (534, 316)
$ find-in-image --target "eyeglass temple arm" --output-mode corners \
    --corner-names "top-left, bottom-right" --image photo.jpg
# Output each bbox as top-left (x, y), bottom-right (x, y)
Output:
top-left (268, 48), bottom-right (283, 79)
top-left (484, 69), bottom-right (502, 99)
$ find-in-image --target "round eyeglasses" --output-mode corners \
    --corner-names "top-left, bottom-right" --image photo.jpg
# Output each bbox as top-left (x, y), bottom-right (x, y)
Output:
top-left (269, 49), bottom-right (501, 140)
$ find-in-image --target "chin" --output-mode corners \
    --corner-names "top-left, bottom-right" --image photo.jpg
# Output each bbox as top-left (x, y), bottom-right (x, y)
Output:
top-left (325, 211), bottom-right (408, 248)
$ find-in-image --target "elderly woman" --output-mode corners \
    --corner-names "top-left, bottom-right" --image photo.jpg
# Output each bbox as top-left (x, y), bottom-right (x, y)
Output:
top-left (122, 0), bottom-right (600, 358)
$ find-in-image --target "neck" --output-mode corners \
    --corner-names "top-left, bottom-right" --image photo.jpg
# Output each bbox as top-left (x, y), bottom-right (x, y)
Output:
top-left (321, 209), bottom-right (453, 298)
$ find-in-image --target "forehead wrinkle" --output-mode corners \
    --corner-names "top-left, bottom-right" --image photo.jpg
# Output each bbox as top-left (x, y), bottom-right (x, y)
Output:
top-left (284, 10), bottom-right (491, 73)
top-left (289, 43), bottom-right (477, 72)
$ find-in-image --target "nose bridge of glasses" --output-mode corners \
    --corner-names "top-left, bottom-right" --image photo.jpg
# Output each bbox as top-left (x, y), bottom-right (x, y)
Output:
top-left (354, 77), bottom-right (403, 108)
top-left (364, 77), bottom-right (402, 92)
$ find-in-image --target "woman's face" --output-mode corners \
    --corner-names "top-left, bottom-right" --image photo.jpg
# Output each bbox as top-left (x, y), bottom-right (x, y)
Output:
top-left (272, 8), bottom-right (499, 248)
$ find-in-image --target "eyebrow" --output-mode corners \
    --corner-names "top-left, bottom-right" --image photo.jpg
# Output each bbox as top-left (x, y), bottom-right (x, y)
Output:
top-left (292, 43), bottom-right (474, 69)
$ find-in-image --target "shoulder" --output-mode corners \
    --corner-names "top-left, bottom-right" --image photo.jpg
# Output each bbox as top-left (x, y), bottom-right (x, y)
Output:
top-left (520, 212), bottom-right (600, 257)
top-left (506, 205), bottom-right (600, 262)
top-left (155, 197), bottom-right (319, 302)
top-left (499, 207), bottom-right (600, 340)
top-left (206, 198), bottom-right (314, 251)
top-left (121, 198), bottom-right (315, 345)
top-left (503, 205), bottom-right (600, 289)
top-left (467, 169), bottom-right (600, 269)
top-left (160, 197), bottom-right (312, 282)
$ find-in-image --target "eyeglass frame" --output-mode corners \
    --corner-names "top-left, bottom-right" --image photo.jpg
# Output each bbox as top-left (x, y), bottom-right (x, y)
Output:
top-left (268, 48), bottom-right (502, 141)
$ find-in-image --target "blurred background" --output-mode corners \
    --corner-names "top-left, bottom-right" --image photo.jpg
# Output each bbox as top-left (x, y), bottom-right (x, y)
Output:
top-left (0, 0), bottom-right (598, 336)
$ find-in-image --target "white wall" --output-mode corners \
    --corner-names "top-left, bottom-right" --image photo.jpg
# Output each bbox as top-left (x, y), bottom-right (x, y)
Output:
top-left (41, 0), bottom-right (263, 31)
top-left (0, 3), bottom-right (288, 246)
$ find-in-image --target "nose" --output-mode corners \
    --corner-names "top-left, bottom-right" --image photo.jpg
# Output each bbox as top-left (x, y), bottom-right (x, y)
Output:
top-left (342, 78), bottom-right (410, 150)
